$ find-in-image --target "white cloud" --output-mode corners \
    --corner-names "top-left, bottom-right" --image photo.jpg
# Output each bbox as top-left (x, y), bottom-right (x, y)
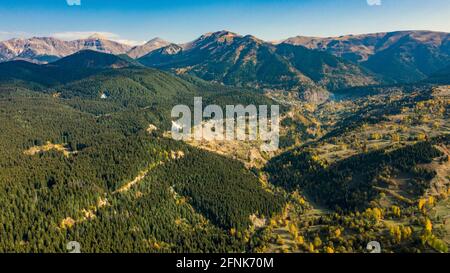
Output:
top-left (0, 31), bottom-right (29, 41)
top-left (66, 0), bottom-right (81, 6)
top-left (51, 31), bottom-right (146, 46)
top-left (367, 0), bottom-right (382, 6)
top-left (114, 39), bottom-right (147, 47)
top-left (52, 31), bottom-right (117, 40)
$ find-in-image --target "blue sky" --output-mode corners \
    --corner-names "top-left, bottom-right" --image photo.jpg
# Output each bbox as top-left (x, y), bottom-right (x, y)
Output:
top-left (0, 0), bottom-right (449, 45)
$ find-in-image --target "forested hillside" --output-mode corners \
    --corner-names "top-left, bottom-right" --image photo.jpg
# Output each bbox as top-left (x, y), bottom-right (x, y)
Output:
top-left (284, 31), bottom-right (450, 83)
top-left (0, 53), bottom-right (285, 252)
top-left (0, 48), bottom-right (448, 254)
top-left (256, 83), bottom-right (449, 253)
top-left (138, 31), bottom-right (381, 103)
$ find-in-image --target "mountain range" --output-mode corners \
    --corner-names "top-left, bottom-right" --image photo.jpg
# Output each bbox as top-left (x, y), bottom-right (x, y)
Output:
top-left (138, 31), bottom-right (381, 102)
top-left (1, 30), bottom-right (449, 102)
top-left (284, 31), bottom-right (450, 83)
top-left (0, 34), bottom-right (169, 64)
top-left (0, 34), bottom-right (133, 63)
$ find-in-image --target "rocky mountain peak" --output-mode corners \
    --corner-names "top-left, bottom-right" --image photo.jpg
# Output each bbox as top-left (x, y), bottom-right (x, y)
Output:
top-left (86, 33), bottom-right (109, 40)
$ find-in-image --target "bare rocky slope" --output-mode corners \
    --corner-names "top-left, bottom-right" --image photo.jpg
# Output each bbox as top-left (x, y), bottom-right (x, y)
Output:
top-left (127, 37), bottom-right (171, 59)
top-left (0, 34), bottom-right (132, 63)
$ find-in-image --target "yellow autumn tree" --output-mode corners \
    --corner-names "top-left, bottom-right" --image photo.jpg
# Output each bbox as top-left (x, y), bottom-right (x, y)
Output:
top-left (334, 228), bottom-right (342, 238)
top-left (230, 228), bottom-right (236, 236)
top-left (425, 218), bottom-right (433, 233)
top-left (416, 133), bottom-right (427, 141)
top-left (308, 243), bottom-right (315, 253)
top-left (270, 219), bottom-right (277, 227)
top-left (389, 226), bottom-right (402, 243)
top-left (313, 237), bottom-right (322, 248)
top-left (288, 223), bottom-right (298, 237)
top-left (325, 246), bottom-right (335, 253)
top-left (401, 226), bottom-right (413, 239)
top-left (295, 235), bottom-right (304, 245)
top-left (366, 207), bottom-right (383, 222)
top-left (418, 198), bottom-right (427, 211)
top-left (298, 197), bottom-right (306, 206)
top-left (391, 205), bottom-right (401, 217)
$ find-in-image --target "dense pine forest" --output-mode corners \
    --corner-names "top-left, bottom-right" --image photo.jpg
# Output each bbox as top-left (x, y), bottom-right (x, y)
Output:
top-left (0, 54), bottom-right (284, 252)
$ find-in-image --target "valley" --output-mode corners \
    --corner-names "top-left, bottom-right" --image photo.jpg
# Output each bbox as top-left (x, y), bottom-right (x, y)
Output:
top-left (0, 29), bottom-right (448, 253)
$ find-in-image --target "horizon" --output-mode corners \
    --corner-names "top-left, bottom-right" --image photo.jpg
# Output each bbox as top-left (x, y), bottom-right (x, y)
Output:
top-left (1, 28), bottom-right (449, 46)
top-left (0, 0), bottom-right (449, 45)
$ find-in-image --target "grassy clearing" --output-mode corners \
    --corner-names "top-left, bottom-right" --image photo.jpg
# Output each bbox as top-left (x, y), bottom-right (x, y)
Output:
top-left (24, 141), bottom-right (74, 157)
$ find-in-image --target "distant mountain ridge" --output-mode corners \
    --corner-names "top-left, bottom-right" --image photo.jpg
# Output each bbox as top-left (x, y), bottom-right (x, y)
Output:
top-left (51, 50), bottom-right (137, 69)
top-left (0, 37), bottom-right (76, 63)
top-left (127, 38), bottom-right (171, 59)
top-left (138, 30), bottom-right (380, 102)
top-left (283, 30), bottom-right (450, 82)
top-left (0, 35), bottom-right (133, 63)
top-left (1, 30), bottom-right (449, 102)
top-left (0, 35), bottom-right (170, 64)
top-left (0, 50), bottom-right (139, 86)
